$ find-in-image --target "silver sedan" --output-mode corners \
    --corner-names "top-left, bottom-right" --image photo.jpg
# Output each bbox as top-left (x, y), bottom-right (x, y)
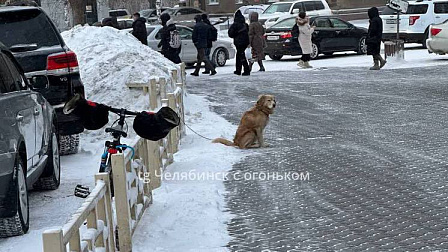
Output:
top-left (146, 25), bottom-right (235, 67)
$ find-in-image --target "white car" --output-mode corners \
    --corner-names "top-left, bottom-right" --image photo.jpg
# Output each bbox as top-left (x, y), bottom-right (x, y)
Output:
top-left (144, 25), bottom-right (235, 66)
top-left (259, 0), bottom-right (332, 28)
top-left (427, 20), bottom-right (448, 54)
top-left (381, 0), bottom-right (448, 47)
top-left (237, 5), bottom-right (270, 20)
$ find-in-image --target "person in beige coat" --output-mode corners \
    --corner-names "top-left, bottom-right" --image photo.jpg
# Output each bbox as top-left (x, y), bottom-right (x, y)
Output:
top-left (249, 12), bottom-right (266, 72)
top-left (296, 12), bottom-right (314, 68)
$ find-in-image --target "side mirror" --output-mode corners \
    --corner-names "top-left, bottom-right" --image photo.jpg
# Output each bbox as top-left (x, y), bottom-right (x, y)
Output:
top-left (292, 9), bottom-right (300, 14)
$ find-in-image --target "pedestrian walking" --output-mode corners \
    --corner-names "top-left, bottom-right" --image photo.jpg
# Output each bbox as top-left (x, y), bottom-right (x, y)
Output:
top-left (191, 15), bottom-right (217, 76)
top-left (295, 12), bottom-right (314, 69)
top-left (131, 12), bottom-right (148, 45)
top-left (367, 7), bottom-right (387, 70)
top-left (248, 12), bottom-right (266, 72)
top-left (157, 13), bottom-right (182, 64)
top-left (228, 10), bottom-right (251, 76)
top-left (202, 14), bottom-right (218, 74)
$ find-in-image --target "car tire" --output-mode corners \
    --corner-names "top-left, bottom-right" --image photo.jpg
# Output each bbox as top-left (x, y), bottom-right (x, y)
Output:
top-left (33, 126), bottom-right (60, 190)
top-left (310, 43), bottom-right (319, 60)
top-left (357, 36), bottom-right (367, 55)
top-left (185, 63), bottom-right (195, 68)
top-left (268, 54), bottom-right (283, 60)
top-left (59, 134), bottom-right (79, 156)
top-left (212, 48), bottom-right (227, 67)
top-left (0, 157), bottom-right (29, 237)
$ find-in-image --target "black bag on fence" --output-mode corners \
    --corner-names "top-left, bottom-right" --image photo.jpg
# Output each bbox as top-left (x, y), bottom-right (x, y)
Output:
top-left (133, 107), bottom-right (180, 141)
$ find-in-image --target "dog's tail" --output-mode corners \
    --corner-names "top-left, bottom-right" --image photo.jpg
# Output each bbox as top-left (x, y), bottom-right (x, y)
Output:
top-left (212, 138), bottom-right (236, 147)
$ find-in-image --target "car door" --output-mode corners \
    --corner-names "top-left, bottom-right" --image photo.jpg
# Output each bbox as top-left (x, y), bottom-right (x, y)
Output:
top-left (178, 26), bottom-right (196, 62)
top-left (329, 18), bottom-right (357, 50)
top-left (434, 2), bottom-right (448, 24)
top-left (0, 54), bottom-right (36, 170)
top-left (311, 17), bottom-right (336, 52)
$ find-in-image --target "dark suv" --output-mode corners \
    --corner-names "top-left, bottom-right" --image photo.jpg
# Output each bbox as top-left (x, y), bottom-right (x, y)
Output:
top-left (0, 43), bottom-right (60, 237)
top-left (0, 6), bottom-right (85, 155)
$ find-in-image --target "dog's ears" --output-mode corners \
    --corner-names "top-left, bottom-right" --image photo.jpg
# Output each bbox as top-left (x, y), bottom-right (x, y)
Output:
top-left (256, 95), bottom-right (266, 106)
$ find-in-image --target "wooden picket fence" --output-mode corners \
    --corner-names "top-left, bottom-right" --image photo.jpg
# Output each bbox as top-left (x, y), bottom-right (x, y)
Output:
top-left (42, 63), bottom-right (186, 252)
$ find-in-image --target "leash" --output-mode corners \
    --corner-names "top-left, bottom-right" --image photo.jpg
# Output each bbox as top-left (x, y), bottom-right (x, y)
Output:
top-left (182, 118), bottom-right (213, 141)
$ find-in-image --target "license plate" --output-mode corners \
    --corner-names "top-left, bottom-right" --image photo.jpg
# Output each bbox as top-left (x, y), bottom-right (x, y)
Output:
top-left (386, 19), bottom-right (397, 24)
top-left (267, 35), bottom-right (279, 41)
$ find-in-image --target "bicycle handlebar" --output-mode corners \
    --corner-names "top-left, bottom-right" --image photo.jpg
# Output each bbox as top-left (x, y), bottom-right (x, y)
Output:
top-left (105, 105), bottom-right (140, 116)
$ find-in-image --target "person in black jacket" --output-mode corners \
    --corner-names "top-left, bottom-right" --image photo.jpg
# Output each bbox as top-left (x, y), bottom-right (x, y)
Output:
top-left (157, 13), bottom-right (181, 64)
top-left (132, 13), bottom-right (148, 45)
top-left (228, 10), bottom-right (250, 76)
top-left (367, 7), bottom-right (386, 70)
top-left (202, 14), bottom-right (217, 74)
top-left (191, 15), bottom-right (216, 76)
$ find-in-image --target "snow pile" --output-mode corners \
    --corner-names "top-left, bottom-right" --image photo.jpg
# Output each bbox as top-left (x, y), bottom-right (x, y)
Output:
top-left (61, 25), bottom-right (178, 153)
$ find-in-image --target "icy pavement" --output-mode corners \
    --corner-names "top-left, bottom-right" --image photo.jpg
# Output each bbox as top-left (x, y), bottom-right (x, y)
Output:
top-left (187, 65), bottom-right (448, 251)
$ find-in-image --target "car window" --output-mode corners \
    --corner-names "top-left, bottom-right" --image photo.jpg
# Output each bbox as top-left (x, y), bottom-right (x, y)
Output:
top-left (0, 54), bottom-right (20, 94)
top-left (381, 6), bottom-right (398, 15)
top-left (292, 2), bottom-right (304, 12)
top-left (109, 10), bottom-right (128, 17)
top-left (271, 18), bottom-right (296, 28)
top-left (304, 1), bottom-right (315, 11)
top-left (162, 9), bottom-right (176, 15)
top-left (314, 1), bottom-right (325, 10)
top-left (191, 9), bottom-right (202, 14)
top-left (264, 3), bottom-right (292, 14)
top-left (178, 9), bottom-right (190, 15)
top-left (0, 9), bottom-right (61, 49)
top-left (434, 3), bottom-right (448, 14)
top-left (147, 27), bottom-right (155, 35)
top-left (405, 4), bottom-right (428, 14)
top-left (178, 27), bottom-right (192, 39)
top-left (330, 18), bottom-right (350, 28)
top-left (313, 18), bottom-right (331, 28)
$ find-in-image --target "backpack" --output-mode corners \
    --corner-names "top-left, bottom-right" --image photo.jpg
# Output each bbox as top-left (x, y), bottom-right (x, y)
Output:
top-left (169, 30), bottom-right (181, 49)
top-left (210, 26), bottom-right (218, 42)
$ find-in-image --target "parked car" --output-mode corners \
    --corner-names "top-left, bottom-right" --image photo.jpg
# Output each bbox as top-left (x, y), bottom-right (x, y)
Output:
top-left (0, 6), bottom-right (86, 155)
top-left (139, 8), bottom-right (157, 19)
top-left (161, 7), bottom-right (205, 22)
top-left (109, 9), bottom-right (130, 18)
top-left (0, 43), bottom-right (60, 237)
top-left (259, 0), bottom-right (332, 28)
top-left (237, 5), bottom-right (270, 20)
top-left (117, 18), bottom-right (134, 30)
top-left (140, 25), bottom-right (235, 66)
top-left (427, 19), bottom-right (448, 54)
top-left (381, 0), bottom-right (448, 47)
top-left (264, 16), bottom-right (367, 60)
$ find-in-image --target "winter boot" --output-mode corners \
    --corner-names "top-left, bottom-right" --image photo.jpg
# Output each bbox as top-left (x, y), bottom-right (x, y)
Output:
top-left (304, 61), bottom-right (313, 69)
top-left (258, 60), bottom-right (265, 72)
top-left (210, 70), bottom-right (217, 76)
top-left (370, 60), bottom-right (380, 70)
top-left (297, 60), bottom-right (305, 68)
top-left (378, 56), bottom-right (387, 69)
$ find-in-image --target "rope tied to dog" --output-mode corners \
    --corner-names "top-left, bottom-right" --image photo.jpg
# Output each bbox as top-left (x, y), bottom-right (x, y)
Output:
top-left (182, 118), bottom-right (213, 141)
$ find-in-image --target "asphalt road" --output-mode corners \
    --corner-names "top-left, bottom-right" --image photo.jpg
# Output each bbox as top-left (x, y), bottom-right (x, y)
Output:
top-left (187, 65), bottom-right (448, 251)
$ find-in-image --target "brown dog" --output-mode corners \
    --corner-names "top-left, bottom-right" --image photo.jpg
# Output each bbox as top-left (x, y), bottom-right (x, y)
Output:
top-left (213, 95), bottom-right (276, 149)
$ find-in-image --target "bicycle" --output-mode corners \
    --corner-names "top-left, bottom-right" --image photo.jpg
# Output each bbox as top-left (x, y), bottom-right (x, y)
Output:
top-left (63, 94), bottom-right (179, 198)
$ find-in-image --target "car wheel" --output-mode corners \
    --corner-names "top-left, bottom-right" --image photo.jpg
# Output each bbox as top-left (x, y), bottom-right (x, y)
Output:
top-left (33, 126), bottom-right (60, 190)
top-left (0, 157), bottom-right (29, 237)
top-left (310, 43), bottom-right (319, 60)
top-left (212, 48), bottom-right (227, 67)
top-left (357, 36), bottom-right (367, 55)
top-left (185, 62), bottom-right (195, 68)
top-left (59, 134), bottom-right (79, 156)
top-left (268, 54), bottom-right (283, 60)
